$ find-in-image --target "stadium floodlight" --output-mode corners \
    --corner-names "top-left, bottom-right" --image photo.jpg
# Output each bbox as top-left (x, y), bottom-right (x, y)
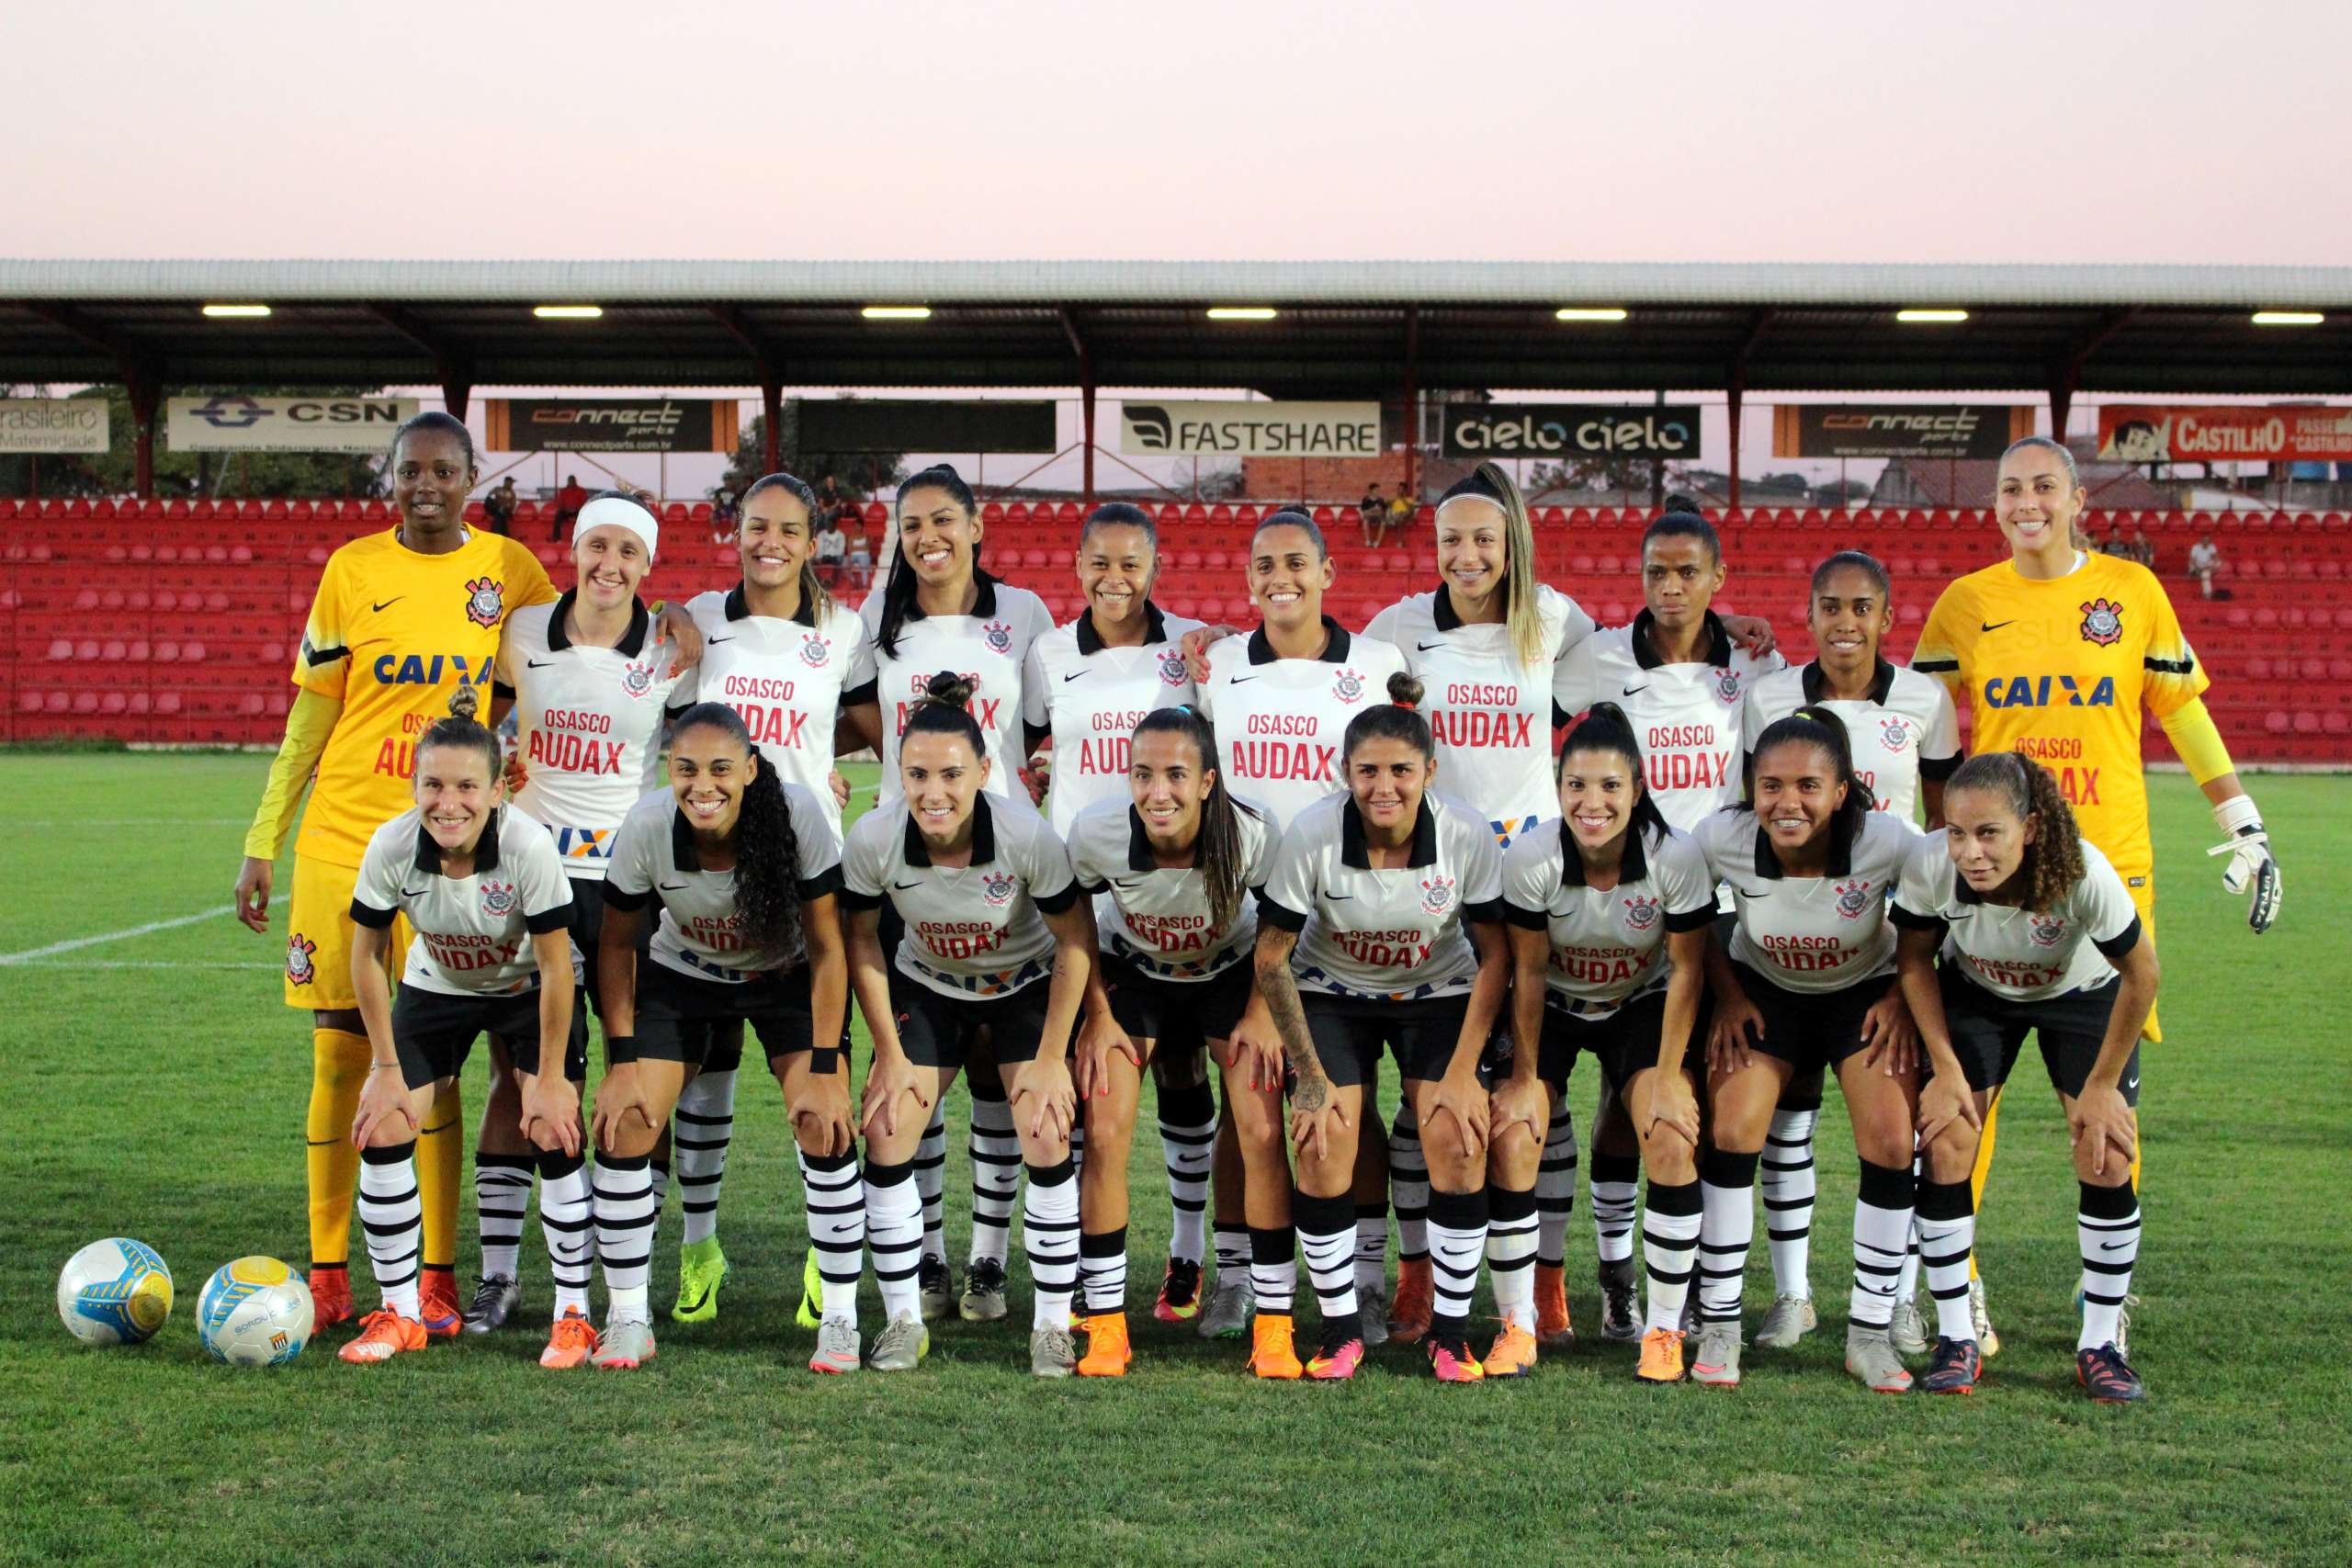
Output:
top-left (1555, 308), bottom-right (1628, 321)
top-left (533, 304), bottom-right (604, 320)
top-left (1895, 309), bottom-right (1970, 323)
top-left (1205, 307), bottom-right (1278, 321)
top-left (200, 304), bottom-right (271, 318)
top-left (862, 306), bottom-right (933, 320)
top-left (2251, 311), bottom-right (2324, 326)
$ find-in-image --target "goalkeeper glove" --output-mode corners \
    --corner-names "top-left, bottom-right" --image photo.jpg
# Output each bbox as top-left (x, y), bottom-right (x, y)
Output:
top-left (2208, 795), bottom-right (2280, 933)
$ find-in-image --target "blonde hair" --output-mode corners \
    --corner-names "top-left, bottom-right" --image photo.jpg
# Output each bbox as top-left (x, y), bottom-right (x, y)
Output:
top-left (1435, 461), bottom-right (1545, 670)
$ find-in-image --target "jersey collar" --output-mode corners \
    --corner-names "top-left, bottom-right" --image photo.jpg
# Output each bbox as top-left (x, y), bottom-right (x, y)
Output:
top-left (1246, 615), bottom-right (1351, 665)
top-left (903, 794), bottom-right (1000, 866)
top-left (546, 590), bottom-right (651, 657)
top-left (413, 807), bottom-right (503, 873)
top-left (1077, 600), bottom-right (1169, 656)
top-left (900, 570), bottom-right (1001, 624)
top-left (669, 798), bottom-right (708, 871)
top-left (1749, 816), bottom-right (1854, 880)
top-left (1560, 821), bottom-right (1650, 889)
top-left (1125, 806), bottom-right (1163, 872)
top-left (1800, 658), bottom-right (1894, 705)
top-left (1429, 582), bottom-right (1508, 633)
top-left (1340, 796), bottom-right (1439, 869)
top-left (723, 582), bottom-right (820, 627)
top-left (1631, 609), bottom-right (1733, 670)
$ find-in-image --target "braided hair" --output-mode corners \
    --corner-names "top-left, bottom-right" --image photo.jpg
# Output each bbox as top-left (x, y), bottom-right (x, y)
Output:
top-left (1556, 701), bottom-right (1671, 849)
top-left (1945, 750), bottom-right (2086, 914)
top-left (669, 702), bottom-right (806, 965)
top-left (1129, 705), bottom-right (1258, 933)
top-left (1745, 705), bottom-right (1876, 861)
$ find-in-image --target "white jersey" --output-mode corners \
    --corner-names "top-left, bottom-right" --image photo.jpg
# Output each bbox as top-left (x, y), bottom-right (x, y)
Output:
top-left (1260, 789), bottom-right (1504, 1001)
top-left (1364, 583), bottom-right (1595, 845)
top-left (1742, 660), bottom-right (1960, 826)
top-left (602, 784), bottom-right (842, 983)
top-left (841, 793), bottom-right (1079, 999)
top-left (1501, 820), bottom-right (1716, 1017)
top-left (1023, 602), bottom-right (1204, 836)
top-left (1893, 836), bottom-right (2142, 1003)
top-left (1067, 791), bottom-right (1276, 981)
top-left (1198, 618), bottom-right (1412, 833)
top-left (352, 807), bottom-right (574, 998)
top-left (503, 595), bottom-right (695, 878)
top-left (1694, 807), bottom-right (1919, 996)
top-left (1553, 611), bottom-right (1784, 833)
top-left (856, 573), bottom-right (1056, 806)
top-left (687, 585), bottom-right (874, 840)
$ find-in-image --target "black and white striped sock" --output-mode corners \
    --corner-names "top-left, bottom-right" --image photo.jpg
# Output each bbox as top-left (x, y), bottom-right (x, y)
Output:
top-left (1763, 1105), bottom-right (1818, 1300)
top-left (969, 1088), bottom-right (1021, 1269)
top-left (473, 1152), bottom-right (533, 1282)
top-left (1389, 1102), bottom-right (1429, 1263)
top-left (538, 1149), bottom-right (594, 1320)
top-left (1080, 1225), bottom-right (1128, 1314)
top-left (592, 1151), bottom-right (657, 1321)
top-left (1157, 1081), bottom-right (1216, 1266)
top-left (798, 1148), bottom-right (865, 1327)
top-left (1352, 1202), bottom-right (1388, 1302)
top-left (2076, 1179), bottom-right (2141, 1352)
top-left (1295, 1190), bottom-right (1361, 1335)
top-left (1641, 1178), bottom-right (1703, 1334)
top-left (1249, 1225), bottom-right (1296, 1314)
top-left (359, 1141), bottom-right (422, 1320)
top-left (673, 1069), bottom-right (737, 1248)
top-left (1426, 1186), bottom-right (1490, 1331)
top-left (914, 1103), bottom-right (947, 1265)
top-left (1023, 1158), bottom-right (1080, 1329)
top-left (1849, 1158), bottom-right (1914, 1331)
top-left (1699, 1146), bottom-right (1760, 1324)
top-left (863, 1156), bottom-right (922, 1322)
top-left (1535, 1111), bottom-right (1578, 1269)
top-left (1589, 1153), bottom-right (1639, 1268)
top-left (1485, 1184), bottom-right (1540, 1331)
top-left (1916, 1176), bottom-right (1976, 1343)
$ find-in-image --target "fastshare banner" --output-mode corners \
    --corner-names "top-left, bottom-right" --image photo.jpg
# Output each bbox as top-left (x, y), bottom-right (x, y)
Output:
top-left (1118, 400), bottom-right (1381, 457)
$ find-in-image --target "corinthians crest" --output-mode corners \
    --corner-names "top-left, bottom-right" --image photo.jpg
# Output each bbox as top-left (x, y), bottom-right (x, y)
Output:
top-left (481, 880), bottom-right (518, 918)
top-left (980, 871), bottom-right (1019, 906)
top-left (1419, 874), bottom-right (1456, 915)
top-left (1332, 667), bottom-right (1365, 704)
top-left (1622, 895), bottom-right (1661, 932)
top-left (1833, 878), bottom-right (1873, 919)
top-left (462, 576), bottom-right (504, 628)
top-left (1159, 648), bottom-right (1187, 687)
top-left (2078, 597), bottom-right (2124, 647)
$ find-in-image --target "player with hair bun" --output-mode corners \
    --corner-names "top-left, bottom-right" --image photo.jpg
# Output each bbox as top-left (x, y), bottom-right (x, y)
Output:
top-left (841, 673), bottom-right (1097, 1377)
top-left (1893, 750), bottom-right (2158, 1401)
top-left (1254, 671), bottom-right (1510, 1382)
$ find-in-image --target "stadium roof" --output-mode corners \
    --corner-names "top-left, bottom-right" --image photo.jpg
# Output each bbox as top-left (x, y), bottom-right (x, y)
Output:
top-left (3, 259), bottom-right (2349, 397)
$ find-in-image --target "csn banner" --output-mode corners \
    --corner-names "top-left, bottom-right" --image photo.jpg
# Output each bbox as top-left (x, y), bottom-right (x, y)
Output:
top-left (1771, 404), bottom-right (2031, 460)
top-left (0, 398), bottom-right (110, 454)
top-left (1118, 400), bottom-right (1382, 457)
top-left (2097, 404), bottom-right (2352, 464)
top-left (484, 398), bottom-right (739, 454)
top-left (167, 394), bottom-right (419, 453)
top-left (1441, 404), bottom-right (1700, 459)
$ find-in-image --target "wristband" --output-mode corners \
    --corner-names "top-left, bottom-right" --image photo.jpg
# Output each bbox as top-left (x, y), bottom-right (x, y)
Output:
top-left (811, 1046), bottom-right (842, 1075)
top-left (2211, 794), bottom-right (2263, 837)
top-left (605, 1033), bottom-right (639, 1067)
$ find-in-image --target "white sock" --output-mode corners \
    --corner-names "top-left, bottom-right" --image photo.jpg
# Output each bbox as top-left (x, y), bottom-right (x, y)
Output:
top-left (359, 1143), bottom-right (423, 1320)
top-left (969, 1091), bottom-right (1021, 1269)
top-left (1352, 1206), bottom-right (1388, 1301)
top-left (915, 1103), bottom-right (947, 1265)
top-left (1213, 1224), bottom-right (1250, 1287)
top-left (1157, 1082), bottom-right (1216, 1266)
top-left (1080, 1226), bottom-right (1128, 1314)
top-left (1850, 1160), bottom-right (1914, 1331)
top-left (473, 1153), bottom-right (533, 1282)
top-left (538, 1150), bottom-right (594, 1319)
top-left (2077, 1181), bottom-right (2142, 1351)
top-left (1023, 1159), bottom-right (1080, 1329)
top-left (673, 1068), bottom-right (738, 1248)
top-left (1426, 1188), bottom-right (1490, 1328)
top-left (1762, 1106), bottom-right (1817, 1300)
top-left (1589, 1154), bottom-right (1639, 1268)
top-left (1698, 1150), bottom-right (1759, 1324)
top-left (798, 1148), bottom-right (865, 1327)
top-left (1642, 1179), bottom-right (1703, 1335)
top-left (1389, 1104), bottom-right (1430, 1263)
top-left (1296, 1193), bottom-right (1362, 1328)
top-left (1536, 1111), bottom-right (1578, 1269)
top-left (864, 1158), bottom-right (922, 1322)
top-left (592, 1152), bottom-right (656, 1321)
top-left (1916, 1178), bottom-right (1977, 1343)
top-left (1485, 1188), bottom-right (1540, 1331)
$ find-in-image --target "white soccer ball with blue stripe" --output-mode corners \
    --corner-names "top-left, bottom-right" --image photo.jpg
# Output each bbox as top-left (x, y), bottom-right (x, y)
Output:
top-left (197, 1256), bottom-right (315, 1367)
top-left (57, 1237), bottom-right (174, 1345)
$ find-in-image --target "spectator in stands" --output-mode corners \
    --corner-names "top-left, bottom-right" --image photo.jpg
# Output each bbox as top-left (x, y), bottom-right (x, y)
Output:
top-left (845, 519), bottom-right (873, 589)
top-left (1359, 483), bottom-right (1385, 547)
top-left (712, 484), bottom-right (740, 530)
top-left (2129, 525), bottom-right (2154, 567)
top-left (815, 514), bottom-right (847, 587)
top-left (551, 473), bottom-right (588, 541)
top-left (482, 476), bottom-right (519, 536)
top-left (2189, 534), bottom-right (2224, 599)
top-left (1386, 488), bottom-right (1415, 545)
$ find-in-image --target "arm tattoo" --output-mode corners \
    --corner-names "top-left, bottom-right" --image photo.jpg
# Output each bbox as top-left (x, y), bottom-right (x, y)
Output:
top-left (1256, 932), bottom-right (1327, 1111)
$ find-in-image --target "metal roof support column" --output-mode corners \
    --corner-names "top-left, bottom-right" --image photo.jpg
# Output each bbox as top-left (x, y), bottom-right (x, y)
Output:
top-left (1726, 381), bottom-right (1744, 513)
top-left (442, 377), bottom-right (470, 424)
top-left (129, 375), bottom-right (159, 501)
top-left (1060, 309), bottom-right (1094, 509)
top-left (1401, 306), bottom-right (1421, 502)
top-left (763, 381), bottom-right (782, 473)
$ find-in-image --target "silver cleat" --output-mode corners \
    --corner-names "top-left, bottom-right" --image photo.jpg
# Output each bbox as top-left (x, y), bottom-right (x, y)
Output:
top-left (461, 1275), bottom-right (520, 1335)
top-left (1197, 1274), bottom-right (1254, 1339)
top-left (1846, 1324), bottom-right (1912, 1393)
top-left (1691, 1321), bottom-right (1743, 1387)
top-left (1889, 1294), bottom-right (1929, 1357)
top-left (1031, 1324), bottom-right (1079, 1378)
top-left (867, 1314), bottom-right (929, 1371)
top-left (1754, 1292), bottom-right (1818, 1349)
top-left (918, 1257), bottom-right (954, 1323)
top-left (958, 1258), bottom-right (1009, 1323)
top-left (592, 1314), bottom-right (657, 1370)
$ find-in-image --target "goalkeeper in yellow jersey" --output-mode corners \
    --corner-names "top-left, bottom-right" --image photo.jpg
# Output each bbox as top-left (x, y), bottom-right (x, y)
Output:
top-left (1906, 433), bottom-right (2280, 1355)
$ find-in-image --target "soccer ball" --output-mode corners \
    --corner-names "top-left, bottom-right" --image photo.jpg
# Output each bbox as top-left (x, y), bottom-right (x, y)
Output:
top-left (198, 1257), bottom-right (315, 1367)
top-left (57, 1238), bottom-right (174, 1345)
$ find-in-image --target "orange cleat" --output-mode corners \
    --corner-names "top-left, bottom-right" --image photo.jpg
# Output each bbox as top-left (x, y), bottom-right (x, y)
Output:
top-left (1484, 1322), bottom-right (1539, 1378)
top-left (1077, 1312), bottom-right (1133, 1377)
top-left (1247, 1313), bottom-right (1303, 1380)
top-left (1534, 1263), bottom-right (1575, 1346)
top-left (418, 1267), bottom-right (462, 1339)
top-left (539, 1309), bottom-right (599, 1370)
top-left (1386, 1257), bottom-right (1434, 1344)
top-left (338, 1307), bottom-right (427, 1364)
top-left (1636, 1327), bottom-right (1687, 1384)
top-left (309, 1264), bottom-right (353, 1330)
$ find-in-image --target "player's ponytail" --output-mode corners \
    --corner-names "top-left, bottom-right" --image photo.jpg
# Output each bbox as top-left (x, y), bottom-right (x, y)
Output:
top-left (1947, 750), bottom-right (2086, 915)
top-left (1436, 462), bottom-right (1545, 669)
top-left (1558, 701), bottom-right (1670, 850)
top-left (1341, 671), bottom-right (1434, 761)
top-left (741, 470), bottom-right (837, 626)
top-left (416, 683), bottom-right (500, 776)
top-left (1131, 705), bottom-right (1257, 933)
top-left (879, 464), bottom-right (985, 658)
top-left (903, 670), bottom-right (986, 756)
top-left (671, 702), bottom-right (806, 964)
top-left (1748, 705), bottom-right (1876, 854)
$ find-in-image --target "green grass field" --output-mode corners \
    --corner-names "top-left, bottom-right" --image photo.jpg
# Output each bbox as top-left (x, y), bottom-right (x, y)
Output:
top-left (2, 756), bottom-right (2347, 1567)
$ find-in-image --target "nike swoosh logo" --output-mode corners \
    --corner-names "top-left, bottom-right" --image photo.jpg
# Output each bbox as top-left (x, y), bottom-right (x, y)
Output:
top-left (707, 635), bottom-right (735, 644)
top-left (526, 658), bottom-right (556, 669)
top-left (1623, 684), bottom-right (1648, 696)
top-left (373, 598), bottom-right (404, 613)
top-left (1979, 620), bottom-right (2016, 633)
top-left (401, 887), bottom-right (429, 897)
top-left (1418, 640), bottom-right (1447, 652)
top-left (2123, 1076), bottom-right (2139, 1091)
top-left (1062, 671), bottom-right (1091, 682)
top-left (658, 882), bottom-right (689, 892)
top-left (892, 879), bottom-right (926, 890)
top-left (2098, 1240), bottom-right (2133, 1252)
top-left (1227, 675), bottom-right (1259, 684)
top-left (1324, 893), bottom-right (1353, 901)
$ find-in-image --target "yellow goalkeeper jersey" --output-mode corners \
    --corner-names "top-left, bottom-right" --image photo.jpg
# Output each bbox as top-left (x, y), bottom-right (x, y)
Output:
top-left (1914, 552), bottom-right (2207, 875)
top-left (290, 528), bottom-right (556, 868)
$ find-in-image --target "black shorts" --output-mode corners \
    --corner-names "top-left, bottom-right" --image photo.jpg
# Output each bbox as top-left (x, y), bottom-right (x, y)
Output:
top-left (1302, 992), bottom-right (1472, 1089)
top-left (1940, 966), bottom-right (2140, 1107)
top-left (1102, 955), bottom-right (1253, 1059)
top-left (1515, 987), bottom-right (1707, 1092)
top-left (392, 983), bottom-right (551, 1089)
top-left (890, 964), bottom-right (1061, 1071)
top-left (632, 960), bottom-right (831, 1070)
top-left (1730, 961), bottom-right (1891, 1075)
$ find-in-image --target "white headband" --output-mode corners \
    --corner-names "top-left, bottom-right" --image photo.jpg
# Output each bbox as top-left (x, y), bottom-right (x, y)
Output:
top-left (573, 494), bottom-right (660, 558)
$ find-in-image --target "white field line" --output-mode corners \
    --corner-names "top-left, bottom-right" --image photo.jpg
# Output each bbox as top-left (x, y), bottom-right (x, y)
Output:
top-left (0, 818), bottom-right (247, 828)
top-left (0, 895), bottom-right (287, 965)
top-left (6, 960), bottom-right (282, 970)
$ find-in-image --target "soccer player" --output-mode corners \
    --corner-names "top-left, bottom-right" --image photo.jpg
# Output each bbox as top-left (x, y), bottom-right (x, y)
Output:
top-left (841, 675), bottom-right (1095, 1377)
top-left (1892, 751), bottom-right (2157, 1401)
top-left (1690, 708), bottom-right (1940, 1393)
top-left (1064, 707), bottom-right (1280, 1375)
top-left (587, 704), bottom-right (851, 1371)
top-left (1737, 550), bottom-right (1960, 1353)
top-left (1254, 673), bottom-right (1510, 1382)
top-left (341, 712), bottom-right (577, 1364)
top-left (659, 470), bottom-right (874, 1327)
top-left (1912, 434), bottom-right (2281, 1350)
top-left (1499, 704), bottom-right (1716, 1382)
top-left (472, 491), bottom-right (695, 1345)
top-left (839, 465), bottom-right (1058, 1325)
top-left (235, 412), bottom-right (560, 1336)
top-left (1022, 504), bottom-right (1225, 1327)
top-left (1550, 509), bottom-right (1785, 1342)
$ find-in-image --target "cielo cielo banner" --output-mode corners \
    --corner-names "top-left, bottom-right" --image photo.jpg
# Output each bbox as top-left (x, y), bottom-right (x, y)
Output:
top-left (1118, 400), bottom-right (1381, 457)
top-left (484, 398), bottom-right (739, 454)
top-left (2097, 404), bottom-right (2352, 464)
top-left (0, 397), bottom-right (109, 454)
top-left (1772, 404), bottom-right (2031, 460)
top-left (167, 394), bottom-right (419, 453)
top-left (1441, 404), bottom-right (1700, 459)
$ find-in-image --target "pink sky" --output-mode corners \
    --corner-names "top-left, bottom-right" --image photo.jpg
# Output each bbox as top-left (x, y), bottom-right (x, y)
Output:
top-left (10, 1), bottom-right (2348, 265)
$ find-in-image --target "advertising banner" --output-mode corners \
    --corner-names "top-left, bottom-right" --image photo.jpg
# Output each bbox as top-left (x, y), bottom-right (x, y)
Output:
top-left (1118, 400), bottom-right (1382, 457)
top-left (166, 394), bottom-right (419, 453)
top-left (798, 399), bottom-right (1056, 454)
top-left (484, 398), bottom-right (738, 454)
top-left (1771, 404), bottom-right (2031, 459)
top-left (2096, 404), bottom-right (2352, 464)
top-left (0, 398), bottom-right (109, 454)
top-left (1440, 404), bottom-right (1700, 459)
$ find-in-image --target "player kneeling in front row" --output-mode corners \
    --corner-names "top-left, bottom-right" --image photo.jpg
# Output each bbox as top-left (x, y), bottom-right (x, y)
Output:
top-left (1893, 751), bottom-right (2158, 1401)
top-left (591, 703), bottom-right (855, 1372)
top-left (842, 674), bottom-right (1096, 1377)
top-left (344, 708), bottom-right (581, 1365)
top-left (1256, 673), bottom-right (1510, 1382)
